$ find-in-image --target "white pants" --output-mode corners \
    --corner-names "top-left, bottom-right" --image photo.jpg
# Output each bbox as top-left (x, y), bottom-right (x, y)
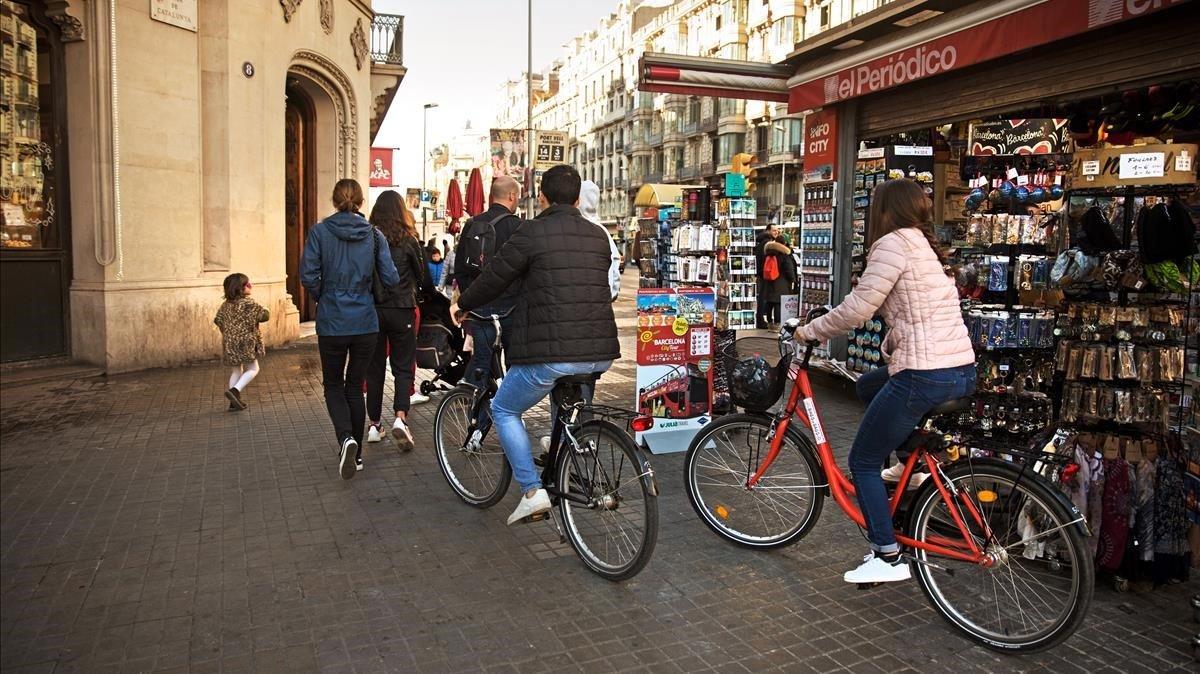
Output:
top-left (229, 360), bottom-right (260, 391)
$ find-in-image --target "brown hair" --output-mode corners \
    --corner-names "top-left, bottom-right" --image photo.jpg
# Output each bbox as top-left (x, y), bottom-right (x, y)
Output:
top-left (222, 273), bottom-right (249, 301)
top-left (369, 189), bottom-right (418, 246)
top-left (331, 179), bottom-right (364, 213)
top-left (867, 178), bottom-right (950, 274)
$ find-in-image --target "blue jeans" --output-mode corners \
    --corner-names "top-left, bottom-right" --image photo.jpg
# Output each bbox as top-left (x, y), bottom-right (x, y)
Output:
top-left (491, 360), bottom-right (613, 493)
top-left (464, 317), bottom-right (512, 432)
top-left (850, 364), bottom-right (975, 553)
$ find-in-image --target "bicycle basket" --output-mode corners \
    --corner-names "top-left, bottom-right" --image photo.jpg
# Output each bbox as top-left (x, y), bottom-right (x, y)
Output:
top-left (722, 337), bottom-right (789, 411)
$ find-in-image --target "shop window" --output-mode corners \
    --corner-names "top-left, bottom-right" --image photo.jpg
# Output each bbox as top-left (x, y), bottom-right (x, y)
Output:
top-left (1, 0), bottom-right (63, 251)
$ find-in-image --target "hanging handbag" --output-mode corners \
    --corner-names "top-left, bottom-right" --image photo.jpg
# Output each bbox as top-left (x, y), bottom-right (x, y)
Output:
top-left (371, 228), bottom-right (388, 304)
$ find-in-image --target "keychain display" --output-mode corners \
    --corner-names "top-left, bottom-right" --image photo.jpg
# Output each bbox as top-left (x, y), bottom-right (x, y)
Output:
top-left (1060, 383), bottom-right (1170, 427)
top-left (965, 213), bottom-right (1055, 247)
top-left (1056, 342), bottom-right (1184, 383)
top-left (846, 317), bottom-right (886, 374)
top-left (965, 307), bottom-right (1057, 350)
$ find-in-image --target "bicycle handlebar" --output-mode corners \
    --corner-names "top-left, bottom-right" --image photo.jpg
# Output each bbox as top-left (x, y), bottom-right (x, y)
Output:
top-left (780, 306), bottom-right (830, 370)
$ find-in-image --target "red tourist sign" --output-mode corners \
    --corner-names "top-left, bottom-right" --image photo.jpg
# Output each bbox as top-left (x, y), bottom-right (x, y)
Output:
top-left (788, 0), bottom-right (1190, 111)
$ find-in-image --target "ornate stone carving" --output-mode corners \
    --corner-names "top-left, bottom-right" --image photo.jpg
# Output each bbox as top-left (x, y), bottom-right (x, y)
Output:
top-left (280, 0), bottom-right (303, 22)
top-left (350, 18), bottom-right (368, 71)
top-left (319, 0), bottom-right (333, 34)
top-left (290, 51), bottom-right (360, 177)
top-left (44, 1), bottom-right (84, 41)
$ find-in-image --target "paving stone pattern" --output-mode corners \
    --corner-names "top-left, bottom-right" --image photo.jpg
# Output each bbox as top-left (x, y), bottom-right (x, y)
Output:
top-left (2, 280), bottom-right (1197, 672)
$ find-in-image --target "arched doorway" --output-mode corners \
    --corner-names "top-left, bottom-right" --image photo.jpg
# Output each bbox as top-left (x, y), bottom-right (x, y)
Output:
top-left (283, 54), bottom-right (358, 325)
top-left (284, 80), bottom-right (317, 322)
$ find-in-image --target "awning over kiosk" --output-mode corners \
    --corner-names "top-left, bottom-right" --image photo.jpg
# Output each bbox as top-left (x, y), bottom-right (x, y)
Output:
top-left (634, 183), bottom-right (703, 208)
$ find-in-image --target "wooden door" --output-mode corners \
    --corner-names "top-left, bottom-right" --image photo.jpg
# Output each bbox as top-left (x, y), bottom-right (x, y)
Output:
top-left (285, 87), bottom-right (317, 321)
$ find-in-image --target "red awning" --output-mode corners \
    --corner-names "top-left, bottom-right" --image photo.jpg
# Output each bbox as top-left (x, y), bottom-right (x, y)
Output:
top-left (638, 53), bottom-right (792, 104)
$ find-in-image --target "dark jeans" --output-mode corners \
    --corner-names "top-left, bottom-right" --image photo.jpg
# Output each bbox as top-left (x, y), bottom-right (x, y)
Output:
top-left (366, 307), bottom-right (417, 422)
top-left (850, 364), bottom-right (976, 552)
top-left (318, 333), bottom-right (377, 457)
top-left (464, 315), bottom-right (513, 430)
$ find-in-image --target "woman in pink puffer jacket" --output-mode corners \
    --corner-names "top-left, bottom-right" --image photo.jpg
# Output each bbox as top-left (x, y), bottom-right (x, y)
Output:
top-left (796, 178), bottom-right (975, 585)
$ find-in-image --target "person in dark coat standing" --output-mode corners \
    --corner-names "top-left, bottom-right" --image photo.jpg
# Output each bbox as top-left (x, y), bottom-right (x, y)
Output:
top-left (755, 224), bottom-right (779, 328)
top-left (364, 190), bottom-right (425, 451)
top-left (763, 233), bottom-right (796, 330)
top-left (450, 164), bottom-right (620, 526)
top-left (301, 179), bottom-right (400, 480)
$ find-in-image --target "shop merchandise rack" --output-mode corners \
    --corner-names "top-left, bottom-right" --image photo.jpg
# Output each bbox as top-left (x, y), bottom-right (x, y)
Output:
top-left (799, 181), bottom-right (834, 329)
top-left (716, 196), bottom-right (758, 330)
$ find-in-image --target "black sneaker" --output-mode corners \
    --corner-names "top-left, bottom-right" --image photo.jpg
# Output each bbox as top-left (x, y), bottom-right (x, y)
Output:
top-left (339, 437), bottom-right (358, 480)
top-left (225, 387), bottom-right (247, 410)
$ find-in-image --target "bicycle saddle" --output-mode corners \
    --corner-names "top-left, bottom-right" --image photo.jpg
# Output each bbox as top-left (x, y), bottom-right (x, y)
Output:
top-left (926, 397), bottom-right (972, 417)
top-left (555, 373), bottom-right (603, 386)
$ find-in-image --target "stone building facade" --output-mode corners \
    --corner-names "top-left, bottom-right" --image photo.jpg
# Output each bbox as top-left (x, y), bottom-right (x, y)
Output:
top-left (0, 0), bottom-right (404, 371)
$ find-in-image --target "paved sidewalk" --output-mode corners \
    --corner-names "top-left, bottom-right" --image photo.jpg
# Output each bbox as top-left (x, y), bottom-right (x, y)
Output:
top-left (2, 281), bottom-right (1197, 672)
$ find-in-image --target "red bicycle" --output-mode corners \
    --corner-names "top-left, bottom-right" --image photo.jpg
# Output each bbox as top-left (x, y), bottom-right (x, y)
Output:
top-left (685, 316), bottom-right (1093, 652)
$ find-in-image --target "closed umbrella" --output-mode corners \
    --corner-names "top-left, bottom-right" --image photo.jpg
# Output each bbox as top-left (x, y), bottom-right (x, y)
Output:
top-left (445, 178), bottom-right (464, 234)
top-left (466, 167), bottom-right (486, 217)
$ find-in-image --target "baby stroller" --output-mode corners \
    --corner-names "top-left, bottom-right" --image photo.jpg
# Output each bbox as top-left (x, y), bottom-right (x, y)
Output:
top-left (416, 289), bottom-right (469, 396)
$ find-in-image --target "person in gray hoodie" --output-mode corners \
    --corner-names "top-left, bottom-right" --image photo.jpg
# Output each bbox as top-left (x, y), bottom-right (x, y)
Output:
top-left (301, 179), bottom-right (400, 479)
top-left (578, 180), bottom-right (622, 301)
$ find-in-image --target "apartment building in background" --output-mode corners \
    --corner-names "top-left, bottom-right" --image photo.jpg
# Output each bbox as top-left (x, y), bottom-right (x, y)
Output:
top-left (491, 0), bottom-right (891, 237)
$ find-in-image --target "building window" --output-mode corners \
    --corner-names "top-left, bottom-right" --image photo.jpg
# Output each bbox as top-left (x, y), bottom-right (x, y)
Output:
top-left (715, 15), bottom-right (722, 30)
top-left (717, 98), bottom-right (746, 118)
top-left (716, 133), bottom-right (744, 165)
top-left (1, 1), bottom-right (64, 251)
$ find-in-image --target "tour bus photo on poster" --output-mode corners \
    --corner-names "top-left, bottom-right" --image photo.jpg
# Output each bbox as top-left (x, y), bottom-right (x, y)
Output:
top-left (635, 287), bottom-right (716, 454)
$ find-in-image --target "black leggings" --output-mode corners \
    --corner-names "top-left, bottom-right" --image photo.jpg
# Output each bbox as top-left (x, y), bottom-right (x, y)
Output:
top-left (366, 307), bottom-right (417, 421)
top-left (318, 333), bottom-right (377, 456)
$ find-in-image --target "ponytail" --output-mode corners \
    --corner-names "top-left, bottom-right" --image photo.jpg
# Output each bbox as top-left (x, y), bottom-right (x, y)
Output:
top-left (331, 179), bottom-right (364, 213)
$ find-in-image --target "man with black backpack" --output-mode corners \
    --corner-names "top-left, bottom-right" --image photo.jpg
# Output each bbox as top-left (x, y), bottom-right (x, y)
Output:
top-left (453, 176), bottom-right (523, 390)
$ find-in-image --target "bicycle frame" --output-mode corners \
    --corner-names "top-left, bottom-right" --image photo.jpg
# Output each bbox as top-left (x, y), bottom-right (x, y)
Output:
top-left (751, 356), bottom-right (996, 566)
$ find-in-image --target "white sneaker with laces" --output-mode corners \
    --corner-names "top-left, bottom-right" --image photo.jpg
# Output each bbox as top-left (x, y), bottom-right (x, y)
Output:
top-left (880, 463), bottom-right (929, 489)
top-left (843, 552), bottom-right (911, 584)
top-left (339, 437), bottom-right (358, 480)
top-left (392, 417), bottom-right (414, 452)
top-left (506, 488), bottom-right (552, 525)
top-left (410, 393), bottom-right (430, 405)
top-left (367, 424), bottom-right (383, 443)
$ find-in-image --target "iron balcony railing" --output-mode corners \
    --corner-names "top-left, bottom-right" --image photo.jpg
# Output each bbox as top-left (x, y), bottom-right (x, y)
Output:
top-left (370, 14), bottom-right (404, 65)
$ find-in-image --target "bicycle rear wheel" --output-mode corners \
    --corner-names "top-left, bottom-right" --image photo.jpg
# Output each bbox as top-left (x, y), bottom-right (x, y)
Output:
top-left (433, 388), bottom-right (511, 507)
top-left (906, 458), bottom-right (1093, 652)
top-left (556, 419), bottom-right (657, 581)
top-left (684, 414), bottom-right (824, 548)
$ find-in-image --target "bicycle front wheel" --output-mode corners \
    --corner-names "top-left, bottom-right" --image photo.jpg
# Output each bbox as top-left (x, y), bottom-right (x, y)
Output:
top-left (433, 388), bottom-right (511, 508)
top-left (684, 414), bottom-right (824, 548)
top-left (556, 420), bottom-right (658, 581)
top-left (907, 458), bottom-right (1093, 653)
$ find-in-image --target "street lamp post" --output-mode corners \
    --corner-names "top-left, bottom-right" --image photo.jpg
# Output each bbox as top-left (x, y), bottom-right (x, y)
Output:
top-left (526, 0), bottom-right (536, 217)
top-left (422, 102), bottom-right (438, 239)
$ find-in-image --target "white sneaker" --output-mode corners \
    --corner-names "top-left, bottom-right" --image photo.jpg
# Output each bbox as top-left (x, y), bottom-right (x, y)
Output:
top-left (410, 393), bottom-right (430, 405)
top-left (880, 463), bottom-right (929, 489)
top-left (540, 436), bottom-right (551, 452)
top-left (506, 488), bottom-right (552, 525)
top-left (367, 424), bottom-right (383, 443)
top-left (392, 417), bottom-right (414, 452)
top-left (843, 552), bottom-right (911, 584)
top-left (339, 437), bottom-right (358, 480)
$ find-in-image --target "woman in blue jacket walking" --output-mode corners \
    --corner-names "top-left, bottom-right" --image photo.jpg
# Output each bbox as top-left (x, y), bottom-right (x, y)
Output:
top-left (301, 179), bottom-right (400, 479)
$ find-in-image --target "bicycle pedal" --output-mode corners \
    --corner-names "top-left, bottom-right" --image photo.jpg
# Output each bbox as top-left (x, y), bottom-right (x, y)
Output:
top-left (856, 582), bottom-right (884, 590)
top-left (523, 511), bottom-right (551, 523)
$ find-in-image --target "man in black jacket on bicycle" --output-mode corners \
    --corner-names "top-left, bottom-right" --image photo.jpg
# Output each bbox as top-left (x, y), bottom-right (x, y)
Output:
top-left (452, 165), bottom-right (621, 525)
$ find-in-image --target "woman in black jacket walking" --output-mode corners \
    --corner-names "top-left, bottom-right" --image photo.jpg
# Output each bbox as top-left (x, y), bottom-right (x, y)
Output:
top-left (365, 190), bottom-right (425, 451)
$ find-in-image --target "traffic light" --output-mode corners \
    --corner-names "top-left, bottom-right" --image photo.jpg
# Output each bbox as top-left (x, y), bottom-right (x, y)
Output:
top-left (731, 152), bottom-right (757, 195)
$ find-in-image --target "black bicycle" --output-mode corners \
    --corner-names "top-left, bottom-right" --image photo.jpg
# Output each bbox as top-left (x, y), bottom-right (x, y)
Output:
top-left (433, 311), bottom-right (660, 581)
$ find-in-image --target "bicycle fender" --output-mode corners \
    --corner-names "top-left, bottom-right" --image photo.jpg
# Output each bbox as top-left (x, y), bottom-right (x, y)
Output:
top-left (633, 444), bottom-right (660, 498)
